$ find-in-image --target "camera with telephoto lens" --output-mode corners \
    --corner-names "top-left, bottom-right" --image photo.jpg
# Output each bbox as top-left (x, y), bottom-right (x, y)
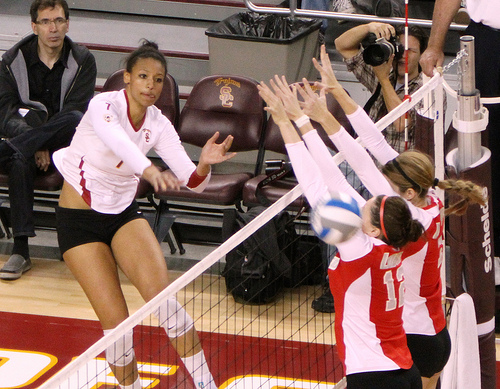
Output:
top-left (361, 32), bottom-right (404, 66)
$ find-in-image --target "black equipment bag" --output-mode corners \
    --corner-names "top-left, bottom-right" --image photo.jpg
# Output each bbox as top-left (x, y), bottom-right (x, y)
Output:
top-left (222, 206), bottom-right (292, 304)
top-left (222, 205), bottom-right (325, 304)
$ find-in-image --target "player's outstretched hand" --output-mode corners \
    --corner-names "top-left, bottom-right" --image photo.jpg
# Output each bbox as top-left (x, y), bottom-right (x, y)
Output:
top-left (199, 131), bottom-right (237, 168)
top-left (143, 164), bottom-right (181, 193)
top-left (258, 80), bottom-right (289, 126)
top-left (258, 80), bottom-right (302, 144)
top-left (269, 75), bottom-right (304, 121)
top-left (296, 80), bottom-right (329, 123)
top-left (313, 45), bottom-right (343, 95)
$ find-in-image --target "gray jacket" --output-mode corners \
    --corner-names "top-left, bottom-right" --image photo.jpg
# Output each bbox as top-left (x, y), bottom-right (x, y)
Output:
top-left (0, 34), bottom-right (96, 137)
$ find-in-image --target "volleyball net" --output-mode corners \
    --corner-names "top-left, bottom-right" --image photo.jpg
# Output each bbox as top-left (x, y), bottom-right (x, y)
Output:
top-left (38, 67), bottom-right (467, 389)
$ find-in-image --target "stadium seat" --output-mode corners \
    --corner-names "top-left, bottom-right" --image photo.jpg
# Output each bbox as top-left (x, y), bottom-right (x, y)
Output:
top-left (153, 74), bottom-right (267, 246)
top-left (0, 165), bottom-right (64, 239)
top-left (242, 84), bottom-right (355, 209)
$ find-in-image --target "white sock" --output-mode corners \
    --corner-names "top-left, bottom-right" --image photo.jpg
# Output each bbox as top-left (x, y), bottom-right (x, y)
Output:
top-left (181, 350), bottom-right (217, 389)
top-left (121, 376), bottom-right (142, 389)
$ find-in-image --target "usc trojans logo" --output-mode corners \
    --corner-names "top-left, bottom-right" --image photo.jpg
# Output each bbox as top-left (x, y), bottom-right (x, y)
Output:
top-left (143, 128), bottom-right (151, 143)
top-left (214, 77), bottom-right (241, 108)
top-left (220, 85), bottom-right (234, 108)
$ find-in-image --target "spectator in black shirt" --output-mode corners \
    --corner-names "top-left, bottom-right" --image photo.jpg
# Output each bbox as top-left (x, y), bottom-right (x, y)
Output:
top-left (0, 0), bottom-right (96, 280)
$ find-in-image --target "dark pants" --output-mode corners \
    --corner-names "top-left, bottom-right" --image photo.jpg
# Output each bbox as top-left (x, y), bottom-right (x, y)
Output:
top-left (466, 21), bottom-right (500, 256)
top-left (346, 364), bottom-right (422, 389)
top-left (1, 110), bottom-right (82, 237)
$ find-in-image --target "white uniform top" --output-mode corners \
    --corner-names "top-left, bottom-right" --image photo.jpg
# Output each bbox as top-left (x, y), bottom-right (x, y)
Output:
top-left (285, 141), bottom-right (413, 376)
top-left (53, 90), bottom-right (209, 214)
top-left (467, 0), bottom-right (500, 30)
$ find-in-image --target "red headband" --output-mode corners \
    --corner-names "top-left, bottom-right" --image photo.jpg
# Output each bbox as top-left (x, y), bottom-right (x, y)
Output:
top-left (380, 195), bottom-right (389, 241)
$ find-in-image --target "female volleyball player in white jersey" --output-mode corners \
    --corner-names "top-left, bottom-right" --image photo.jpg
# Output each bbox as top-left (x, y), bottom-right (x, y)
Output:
top-left (258, 80), bottom-right (424, 389)
top-left (281, 45), bottom-right (485, 389)
top-left (52, 41), bottom-right (235, 389)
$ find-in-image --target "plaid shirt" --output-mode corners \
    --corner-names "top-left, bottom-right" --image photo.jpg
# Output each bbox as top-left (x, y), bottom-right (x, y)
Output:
top-left (345, 49), bottom-right (423, 153)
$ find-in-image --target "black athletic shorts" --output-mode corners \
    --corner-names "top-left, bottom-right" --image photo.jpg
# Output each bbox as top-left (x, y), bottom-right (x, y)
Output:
top-left (347, 364), bottom-right (422, 389)
top-left (55, 201), bottom-right (145, 255)
top-left (406, 327), bottom-right (451, 378)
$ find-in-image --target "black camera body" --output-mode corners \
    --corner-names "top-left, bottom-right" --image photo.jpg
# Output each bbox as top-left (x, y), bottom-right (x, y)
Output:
top-left (362, 32), bottom-right (404, 66)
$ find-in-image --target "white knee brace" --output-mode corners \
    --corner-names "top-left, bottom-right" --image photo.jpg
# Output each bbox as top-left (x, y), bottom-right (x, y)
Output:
top-left (103, 328), bottom-right (135, 367)
top-left (156, 297), bottom-right (194, 338)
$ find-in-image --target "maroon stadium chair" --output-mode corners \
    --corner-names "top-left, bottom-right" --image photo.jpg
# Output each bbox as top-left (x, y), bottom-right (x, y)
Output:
top-left (153, 75), bottom-right (267, 248)
top-left (242, 83), bottom-right (355, 210)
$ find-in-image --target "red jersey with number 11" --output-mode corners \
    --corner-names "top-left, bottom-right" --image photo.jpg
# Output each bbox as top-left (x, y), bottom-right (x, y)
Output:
top-left (329, 240), bottom-right (413, 375)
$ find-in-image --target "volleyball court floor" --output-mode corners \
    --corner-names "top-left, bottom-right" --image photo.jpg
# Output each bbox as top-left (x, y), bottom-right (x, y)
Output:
top-left (0, 230), bottom-right (498, 388)
top-left (0, 230), bottom-right (342, 388)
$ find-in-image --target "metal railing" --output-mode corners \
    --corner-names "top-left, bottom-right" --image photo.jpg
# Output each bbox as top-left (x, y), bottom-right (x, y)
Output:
top-left (243, 0), bottom-right (467, 30)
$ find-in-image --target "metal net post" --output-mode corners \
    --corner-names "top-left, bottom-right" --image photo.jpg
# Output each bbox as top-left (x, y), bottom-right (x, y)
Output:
top-left (456, 36), bottom-right (482, 172)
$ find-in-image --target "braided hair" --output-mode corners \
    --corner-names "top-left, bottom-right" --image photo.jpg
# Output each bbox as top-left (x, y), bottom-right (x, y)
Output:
top-left (382, 150), bottom-right (486, 216)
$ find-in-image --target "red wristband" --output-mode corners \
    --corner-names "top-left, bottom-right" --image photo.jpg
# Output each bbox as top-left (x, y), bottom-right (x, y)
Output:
top-left (187, 170), bottom-right (208, 188)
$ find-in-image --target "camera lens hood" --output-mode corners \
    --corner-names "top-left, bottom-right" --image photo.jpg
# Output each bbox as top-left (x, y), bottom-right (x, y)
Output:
top-left (363, 39), bottom-right (395, 66)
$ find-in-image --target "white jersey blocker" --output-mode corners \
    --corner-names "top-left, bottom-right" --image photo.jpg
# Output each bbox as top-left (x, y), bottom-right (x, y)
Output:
top-left (53, 90), bottom-right (210, 214)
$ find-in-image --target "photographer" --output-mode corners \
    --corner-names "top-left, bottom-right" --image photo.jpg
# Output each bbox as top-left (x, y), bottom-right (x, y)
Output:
top-left (335, 22), bottom-right (429, 153)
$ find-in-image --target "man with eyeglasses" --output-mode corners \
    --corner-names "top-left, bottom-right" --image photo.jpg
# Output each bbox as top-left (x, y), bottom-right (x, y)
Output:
top-left (0, 0), bottom-right (96, 280)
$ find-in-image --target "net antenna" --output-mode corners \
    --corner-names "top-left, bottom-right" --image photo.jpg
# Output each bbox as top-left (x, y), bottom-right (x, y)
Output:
top-left (403, 0), bottom-right (410, 149)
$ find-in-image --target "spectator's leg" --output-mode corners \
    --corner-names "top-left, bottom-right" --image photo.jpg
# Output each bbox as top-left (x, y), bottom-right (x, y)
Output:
top-left (5, 110), bottom-right (82, 160)
top-left (0, 154), bottom-right (36, 280)
top-left (301, 0), bottom-right (331, 32)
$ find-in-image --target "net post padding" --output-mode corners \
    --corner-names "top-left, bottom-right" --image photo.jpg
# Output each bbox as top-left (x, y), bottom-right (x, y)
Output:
top-left (445, 148), bottom-right (496, 389)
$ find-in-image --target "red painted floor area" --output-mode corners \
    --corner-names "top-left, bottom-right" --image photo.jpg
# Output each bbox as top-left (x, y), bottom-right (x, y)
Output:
top-left (0, 312), bottom-right (343, 388)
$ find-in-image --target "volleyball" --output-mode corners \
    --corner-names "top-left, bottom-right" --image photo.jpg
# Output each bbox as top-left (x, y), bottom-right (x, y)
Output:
top-left (310, 191), bottom-right (362, 245)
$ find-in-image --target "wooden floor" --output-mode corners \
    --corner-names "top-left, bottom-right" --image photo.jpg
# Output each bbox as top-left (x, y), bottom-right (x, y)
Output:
top-left (0, 228), bottom-right (341, 388)
top-left (0, 229), bottom-right (333, 344)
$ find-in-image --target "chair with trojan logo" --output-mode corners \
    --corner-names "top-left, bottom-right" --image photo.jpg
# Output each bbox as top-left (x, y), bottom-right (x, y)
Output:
top-left (242, 82), bottom-right (357, 210)
top-left (153, 75), bottom-right (267, 248)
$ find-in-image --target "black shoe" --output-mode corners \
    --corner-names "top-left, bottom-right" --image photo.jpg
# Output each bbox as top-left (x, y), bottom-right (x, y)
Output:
top-left (312, 287), bottom-right (335, 313)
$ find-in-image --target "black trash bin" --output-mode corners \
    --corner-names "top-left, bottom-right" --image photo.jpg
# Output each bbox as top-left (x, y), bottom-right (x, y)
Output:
top-left (205, 12), bottom-right (322, 83)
